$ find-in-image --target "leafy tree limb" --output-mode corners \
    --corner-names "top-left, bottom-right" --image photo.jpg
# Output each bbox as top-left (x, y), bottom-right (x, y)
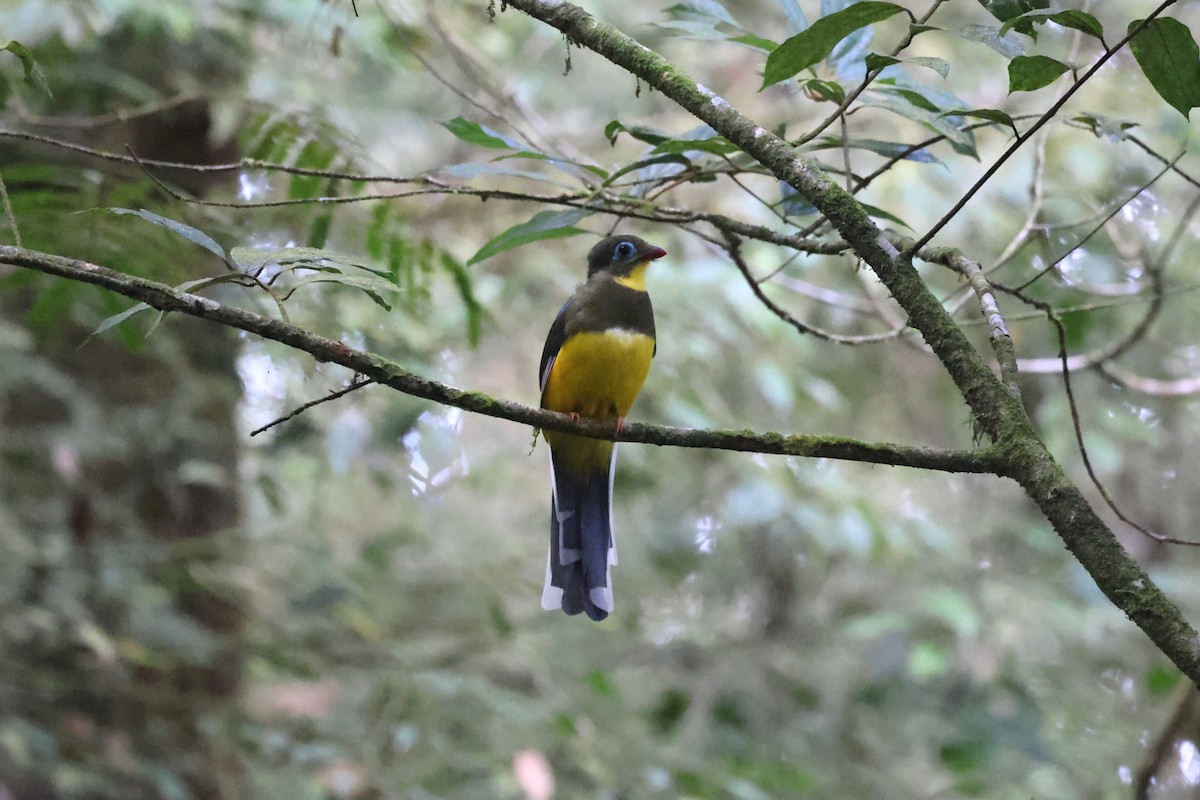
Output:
top-left (498, 0), bottom-right (1200, 684)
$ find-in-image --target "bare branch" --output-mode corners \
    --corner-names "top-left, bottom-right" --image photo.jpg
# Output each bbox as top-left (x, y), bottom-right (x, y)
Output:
top-left (0, 170), bottom-right (20, 247)
top-left (250, 376), bottom-right (376, 437)
top-left (0, 128), bottom-right (432, 185)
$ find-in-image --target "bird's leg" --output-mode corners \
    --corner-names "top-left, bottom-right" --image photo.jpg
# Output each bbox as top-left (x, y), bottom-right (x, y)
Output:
top-left (568, 411), bottom-right (581, 424)
top-left (615, 416), bottom-right (625, 435)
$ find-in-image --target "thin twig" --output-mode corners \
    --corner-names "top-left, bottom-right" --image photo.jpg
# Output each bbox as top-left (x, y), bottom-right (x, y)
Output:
top-left (908, 1), bottom-right (1180, 254)
top-left (0, 170), bottom-right (20, 247)
top-left (722, 230), bottom-right (892, 344)
top-left (0, 128), bottom-right (433, 184)
top-left (1133, 683), bottom-right (1198, 799)
top-left (994, 216), bottom-right (1198, 547)
top-left (1015, 154), bottom-right (1182, 292)
top-left (12, 94), bottom-right (201, 130)
top-left (250, 376), bottom-right (376, 436)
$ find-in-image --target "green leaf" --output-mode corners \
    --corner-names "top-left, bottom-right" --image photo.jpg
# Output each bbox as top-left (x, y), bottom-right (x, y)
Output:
top-left (1007, 54), bottom-right (1069, 92)
top-left (904, 55), bottom-right (951, 79)
top-left (93, 302), bottom-right (153, 337)
top-left (939, 108), bottom-right (1019, 137)
top-left (861, 202), bottom-right (911, 229)
top-left (440, 116), bottom-right (520, 150)
top-left (604, 153), bottom-right (694, 186)
top-left (286, 273), bottom-right (404, 310)
top-left (288, 139), bottom-right (338, 200)
top-left (365, 204), bottom-right (390, 261)
top-left (762, 2), bottom-right (909, 89)
top-left (229, 246), bottom-right (386, 283)
top-left (307, 210), bottom-right (332, 248)
top-left (1, 40), bottom-right (52, 97)
top-left (1072, 113), bottom-right (1137, 141)
top-left (730, 34), bottom-right (779, 52)
top-left (809, 136), bottom-right (941, 164)
top-left (860, 91), bottom-right (978, 157)
top-left (999, 10), bottom-right (1104, 41)
top-left (650, 688), bottom-right (691, 733)
top-left (439, 160), bottom-right (579, 190)
top-left (90, 276), bottom-right (229, 340)
top-left (873, 84), bottom-right (940, 113)
top-left (1129, 17), bottom-right (1200, 119)
top-left (105, 208), bottom-right (228, 261)
top-left (586, 669), bottom-right (618, 697)
top-left (976, 0), bottom-right (1050, 36)
top-left (605, 120), bottom-right (670, 147)
top-left (865, 53), bottom-right (949, 78)
top-left (800, 78), bottom-right (846, 103)
top-left (940, 739), bottom-right (989, 774)
top-left (244, 115), bottom-right (303, 162)
top-left (864, 53), bottom-right (899, 72)
top-left (651, 136), bottom-right (741, 156)
top-left (1145, 664), bottom-right (1181, 697)
top-left (467, 208), bottom-right (592, 266)
top-left (492, 152), bottom-right (610, 179)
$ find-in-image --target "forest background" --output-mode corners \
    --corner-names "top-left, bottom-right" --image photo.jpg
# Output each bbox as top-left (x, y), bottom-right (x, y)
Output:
top-left (3, 0), bottom-right (1200, 798)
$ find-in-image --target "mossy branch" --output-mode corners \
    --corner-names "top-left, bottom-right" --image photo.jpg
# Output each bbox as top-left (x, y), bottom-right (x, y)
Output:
top-left (0, 244), bottom-right (995, 474)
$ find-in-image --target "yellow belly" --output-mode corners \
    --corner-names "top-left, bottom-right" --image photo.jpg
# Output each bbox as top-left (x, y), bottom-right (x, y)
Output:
top-left (542, 329), bottom-right (655, 475)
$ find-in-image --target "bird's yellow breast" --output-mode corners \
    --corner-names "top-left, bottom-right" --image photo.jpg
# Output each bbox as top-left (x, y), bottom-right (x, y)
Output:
top-left (542, 328), bottom-right (655, 420)
top-left (542, 328), bottom-right (655, 474)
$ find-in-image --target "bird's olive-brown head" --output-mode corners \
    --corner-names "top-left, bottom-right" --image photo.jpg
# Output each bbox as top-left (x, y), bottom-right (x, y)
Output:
top-left (586, 235), bottom-right (667, 279)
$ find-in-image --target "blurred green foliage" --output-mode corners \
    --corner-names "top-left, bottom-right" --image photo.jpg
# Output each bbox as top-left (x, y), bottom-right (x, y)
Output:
top-left (4, 0), bottom-right (1200, 799)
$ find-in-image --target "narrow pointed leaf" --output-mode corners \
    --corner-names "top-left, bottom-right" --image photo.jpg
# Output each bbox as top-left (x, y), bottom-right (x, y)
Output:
top-left (441, 254), bottom-right (484, 347)
top-left (605, 120), bottom-right (670, 147)
top-left (999, 10), bottom-right (1103, 41)
top-left (1, 40), bottom-right (52, 96)
top-left (93, 302), bottom-right (153, 336)
top-left (865, 53), bottom-right (949, 78)
top-left (651, 136), bottom-right (741, 156)
top-left (939, 108), bottom-right (1019, 137)
top-left (977, 0), bottom-right (1051, 36)
top-left (440, 116), bottom-right (522, 150)
top-left (105, 208), bottom-right (228, 261)
top-left (467, 209), bottom-right (592, 266)
top-left (762, 2), bottom-right (908, 89)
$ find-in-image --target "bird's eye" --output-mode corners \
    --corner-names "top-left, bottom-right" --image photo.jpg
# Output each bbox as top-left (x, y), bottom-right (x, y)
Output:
top-left (613, 241), bottom-right (636, 260)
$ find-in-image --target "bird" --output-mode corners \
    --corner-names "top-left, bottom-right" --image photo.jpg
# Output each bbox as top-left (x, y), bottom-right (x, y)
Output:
top-left (538, 234), bottom-right (666, 621)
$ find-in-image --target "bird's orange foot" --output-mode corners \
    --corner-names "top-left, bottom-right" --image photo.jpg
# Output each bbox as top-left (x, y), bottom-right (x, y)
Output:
top-left (569, 412), bottom-right (581, 424)
top-left (615, 416), bottom-right (626, 435)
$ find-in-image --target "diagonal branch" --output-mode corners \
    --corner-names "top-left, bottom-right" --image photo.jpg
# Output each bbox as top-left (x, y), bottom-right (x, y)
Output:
top-left (498, 0), bottom-right (1200, 685)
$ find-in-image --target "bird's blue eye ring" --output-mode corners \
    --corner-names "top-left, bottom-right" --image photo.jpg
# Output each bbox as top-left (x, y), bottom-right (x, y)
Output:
top-left (613, 241), bottom-right (636, 260)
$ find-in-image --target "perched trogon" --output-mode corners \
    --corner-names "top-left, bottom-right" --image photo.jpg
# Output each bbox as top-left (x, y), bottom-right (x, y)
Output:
top-left (538, 235), bottom-right (666, 621)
